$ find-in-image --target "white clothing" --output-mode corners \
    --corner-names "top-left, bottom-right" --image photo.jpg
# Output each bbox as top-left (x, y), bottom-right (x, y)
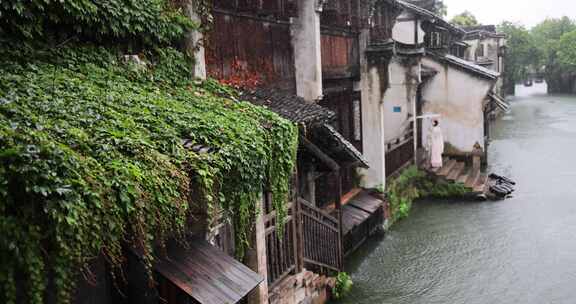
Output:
top-left (429, 125), bottom-right (444, 168)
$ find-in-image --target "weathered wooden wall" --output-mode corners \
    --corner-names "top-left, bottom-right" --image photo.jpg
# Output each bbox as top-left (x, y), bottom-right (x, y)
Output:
top-left (205, 12), bottom-right (295, 90)
top-left (321, 32), bottom-right (359, 79)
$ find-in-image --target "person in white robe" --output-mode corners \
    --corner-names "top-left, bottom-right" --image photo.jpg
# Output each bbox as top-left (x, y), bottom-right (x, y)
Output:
top-left (428, 120), bottom-right (444, 168)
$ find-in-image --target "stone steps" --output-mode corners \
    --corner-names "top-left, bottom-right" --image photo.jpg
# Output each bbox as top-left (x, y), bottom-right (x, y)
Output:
top-left (456, 170), bottom-right (469, 184)
top-left (438, 159), bottom-right (457, 177)
top-left (447, 162), bottom-right (465, 181)
top-left (422, 156), bottom-right (487, 196)
top-left (465, 169), bottom-right (480, 189)
top-left (474, 174), bottom-right (488, 193)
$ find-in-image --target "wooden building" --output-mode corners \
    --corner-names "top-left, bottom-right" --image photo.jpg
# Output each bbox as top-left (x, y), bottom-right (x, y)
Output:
top-left (199, 0), bottom-right (391, 303)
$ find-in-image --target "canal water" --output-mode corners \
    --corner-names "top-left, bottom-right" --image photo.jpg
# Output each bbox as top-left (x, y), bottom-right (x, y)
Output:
top-left (336, 82), bottom-right (576, 304)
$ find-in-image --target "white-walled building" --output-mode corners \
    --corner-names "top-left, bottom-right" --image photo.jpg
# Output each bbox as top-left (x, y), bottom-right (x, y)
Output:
top-left (462, 25), bottom-right (507, 96)
top-left (420, 54), bottom-right (499, 156)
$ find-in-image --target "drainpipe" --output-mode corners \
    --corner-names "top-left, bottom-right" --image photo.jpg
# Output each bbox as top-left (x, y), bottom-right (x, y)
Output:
top-left (413, 61), bottom-right (422, 166)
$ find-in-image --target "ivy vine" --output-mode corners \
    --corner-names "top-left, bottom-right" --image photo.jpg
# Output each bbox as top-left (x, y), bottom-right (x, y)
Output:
top-left (0, 0), bottom-right (198, 46)
top-left (0, 42), bottom-right (298, 303)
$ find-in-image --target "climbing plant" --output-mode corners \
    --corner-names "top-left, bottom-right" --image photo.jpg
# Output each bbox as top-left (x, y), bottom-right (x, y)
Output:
top-left (0, 41), bottom-right (298, 304)
top-left (386, 166), bottom-right (424, 223)
top-left (0, 0), bottom-right (196, 46)
top-left (385, 166), bottom-right (469, 223)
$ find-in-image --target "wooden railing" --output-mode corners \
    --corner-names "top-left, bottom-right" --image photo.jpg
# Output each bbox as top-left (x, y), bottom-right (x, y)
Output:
top-left (385, 130), bottom-right (415, 177)
top-left (298, 198), bottom-right (342, 272)
top-left (264, 199), bottom-right (298, 288)
top-left (265, 196), bottom-right (343, 288)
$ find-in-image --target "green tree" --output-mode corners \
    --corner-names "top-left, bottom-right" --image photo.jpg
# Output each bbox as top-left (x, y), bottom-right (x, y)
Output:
top-left (531, 17), bottom-right (576, 93)
top-left (451, 11), bottom-right (480, 27)
top-left (433, 0), bottom-right (447, 17)
top-left (498, 21), bottom-right (539, 94)
top-left (558, 30), bottom-right (576, 67)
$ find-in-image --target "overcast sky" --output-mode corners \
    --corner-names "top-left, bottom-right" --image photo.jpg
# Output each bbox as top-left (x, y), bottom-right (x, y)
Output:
top-left (444, 0), bottom-right (576, 28)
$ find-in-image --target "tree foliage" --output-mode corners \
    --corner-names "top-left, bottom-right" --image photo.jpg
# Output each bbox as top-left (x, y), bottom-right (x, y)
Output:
top-left (498, 21), bottom-right (538, 93)
top-left (558, 30), bottom-right (576, 67)
top-left (431, 0), bottom-right (447, 17)
top-left (531, 17), bottom-right (576, 93)
top-left (451, 11), bottom-right (480, 27)
top-left (0, 42), bottom-right (298, 304)
top-left (0, 0), bottom-right (196, 46)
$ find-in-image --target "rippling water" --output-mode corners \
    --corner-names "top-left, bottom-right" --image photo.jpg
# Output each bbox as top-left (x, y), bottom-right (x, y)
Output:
top-left (336, 83), bottom-right (576, 304)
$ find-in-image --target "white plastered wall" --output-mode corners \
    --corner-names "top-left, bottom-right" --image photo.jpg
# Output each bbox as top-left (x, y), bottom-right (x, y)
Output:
top-left (420, 56), bottom-right (494, 154)
top-left (358, 30), bottom-right (386, 189)
top-left (392, 13), bottom-right (425, 45)
top-left (382, 58), bottom-right (418, 143)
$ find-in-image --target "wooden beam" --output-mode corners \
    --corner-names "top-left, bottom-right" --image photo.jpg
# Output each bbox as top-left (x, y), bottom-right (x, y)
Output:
top-left (300, 136), bottom-right (340, 172)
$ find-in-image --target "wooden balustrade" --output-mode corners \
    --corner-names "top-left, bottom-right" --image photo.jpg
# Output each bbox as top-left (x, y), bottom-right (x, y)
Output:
top-left (385, 131), bottom-right (415, 177)
top-left (298, 198), bottom-right (342, 272)
top-left (264, 200), bottom-right (298, 288)
top-left (264, 195), bottom-right (343, 288)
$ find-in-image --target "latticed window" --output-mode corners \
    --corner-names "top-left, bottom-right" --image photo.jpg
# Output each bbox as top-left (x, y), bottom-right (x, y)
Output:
top-left (476, 43), bottom-right (485, 57)
top-left (428, 32), bottom-right (442, 48)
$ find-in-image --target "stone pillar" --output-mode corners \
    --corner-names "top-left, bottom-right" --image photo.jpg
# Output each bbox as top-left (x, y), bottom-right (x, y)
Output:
top-left (359, 29), bottom-right (387, 189)
top-left (247, 196), bottom-right (269, 304)
top-left (291, 0), bottom-right (323, 101)
top-left (472, 142), bottom-right (483, 171)
top-left (183, 0), bottom-right (207, 79)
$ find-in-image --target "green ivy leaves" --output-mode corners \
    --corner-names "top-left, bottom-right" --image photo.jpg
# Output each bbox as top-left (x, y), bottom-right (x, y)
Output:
top-left (0, 0), bottom-right (197, 45)
top-left (0, 44), bottom-right (297, 303)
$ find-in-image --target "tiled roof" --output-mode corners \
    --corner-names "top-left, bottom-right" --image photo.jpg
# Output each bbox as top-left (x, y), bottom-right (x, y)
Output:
top-left (431, 53), bottom-right (500, 80)
top-left (181, 139), bottom-right (214, 154)
top-left (394, 0), bottom-right (465, 35)
top-left (463, 25), bottom-right (506, 39)
top-left (238, 88), bottom-right (335, 126)
top-left (489, 93), bottom-right (510, 112)
top-left (313, 124), bottom-right (369, 168)
top-left (462, 25), bottom-right (497, 33)
top-left (239, 88), bottom-right (368, 168)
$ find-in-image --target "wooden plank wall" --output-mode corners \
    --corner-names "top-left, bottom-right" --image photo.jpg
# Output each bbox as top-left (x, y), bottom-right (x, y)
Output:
top-left (320, 33), bottom-right (359, 79)
top-left (205, 12), bottom-right (295, 90)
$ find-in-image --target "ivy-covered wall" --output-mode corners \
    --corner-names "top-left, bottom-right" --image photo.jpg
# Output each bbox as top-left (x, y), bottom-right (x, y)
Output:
top-left (0, 1), bottom-right (298, 303)
top-left (0, 0), bottom-right (196, 45)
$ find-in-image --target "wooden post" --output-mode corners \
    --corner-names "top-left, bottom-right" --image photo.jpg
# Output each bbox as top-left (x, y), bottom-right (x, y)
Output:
top-left (246, 195), bottom-right (269, 304)
top-left (294, 173), bottom-right (304, 273)
top-left (472, 142), bottom-right (483, 171)
top-left (335, 170), bottom-right (344, 270)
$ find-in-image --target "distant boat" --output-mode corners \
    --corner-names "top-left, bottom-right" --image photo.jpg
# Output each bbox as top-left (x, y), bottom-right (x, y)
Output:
top-left (524, 79), bottom-right (533, 87)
